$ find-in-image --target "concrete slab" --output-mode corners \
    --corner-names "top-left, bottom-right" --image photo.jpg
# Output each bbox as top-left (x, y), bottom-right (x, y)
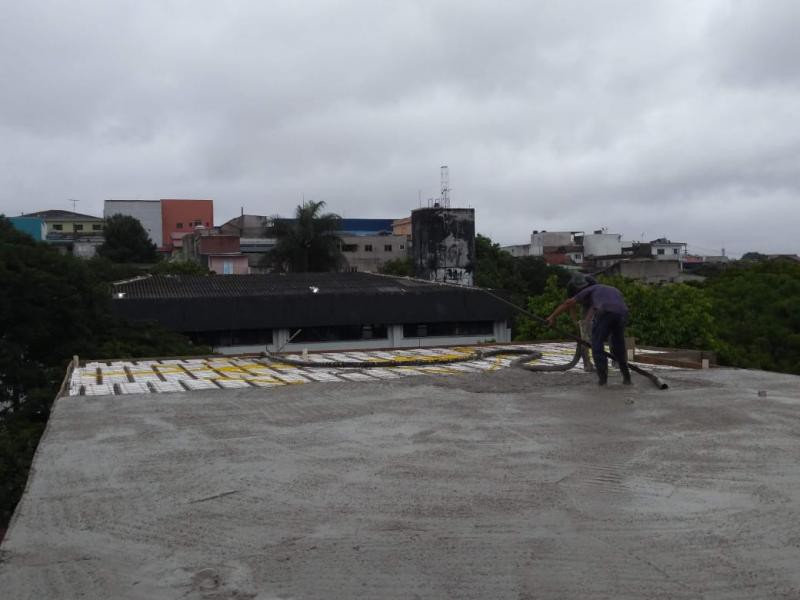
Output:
top-left (2, 367), bottom-right (800, 599)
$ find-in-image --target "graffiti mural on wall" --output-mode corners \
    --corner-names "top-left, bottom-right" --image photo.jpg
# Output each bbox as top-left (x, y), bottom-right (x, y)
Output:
top-left (412, 207), bottom-right (475, 286)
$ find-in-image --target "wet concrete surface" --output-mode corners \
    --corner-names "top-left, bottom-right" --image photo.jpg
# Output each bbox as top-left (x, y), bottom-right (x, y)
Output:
top-left (2, 367), bottom-right (799, 599)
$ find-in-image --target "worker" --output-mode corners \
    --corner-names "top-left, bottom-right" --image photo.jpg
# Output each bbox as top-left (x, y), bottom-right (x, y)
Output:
top-left (566, 274), bottom-right (597, 372)
top-left (547, 277), bottom-right (632, 386)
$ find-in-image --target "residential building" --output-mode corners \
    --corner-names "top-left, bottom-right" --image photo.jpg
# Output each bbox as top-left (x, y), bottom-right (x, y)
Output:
top-left (19, 210), bottom-right (105, 257)
top-left (650, 238), bottom-right (687, 261)
top-left (181, 229), bottom-right (250, 275)
top-left (412, 207), bottom-right (475, 286)
top-left (340, 234), bottom-right (409, 272)
top-left (161, 199), bottom-right (214, 254)
top-left (8, 216), bottom-right (46, 241)
top-left (218, 214), bottom-right (406, 274)
top-left (392, 216), bottom-right (412, 237)
top-left (581, 231), bottom-right (623, 258)
top-left (603, 258), bottom-right (682, 283)
top-left (111, 272), bottom-right (512, 353)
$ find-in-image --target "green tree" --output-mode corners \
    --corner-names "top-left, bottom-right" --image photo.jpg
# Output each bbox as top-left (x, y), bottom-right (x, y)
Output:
top-left (705, 261), bottom-right (800, 373)
top-left (0, 216), bottom-right (210, 531)
top-left (379, 257), bottom-right (413, 277)
top-left (516, 275), bottom-right (720, 350)
top-left (261, 201), bottom-right (344, 272)
top-left (475, 234), bottom-right (569, 335)
top-left (98, 214), bottom-right (159, 263)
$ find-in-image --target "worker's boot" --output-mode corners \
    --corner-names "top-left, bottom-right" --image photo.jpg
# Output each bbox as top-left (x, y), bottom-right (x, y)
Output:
top-left (597, 369), bottom-right (608, 386)
top-left (621, 364), bottom-right (632, 385)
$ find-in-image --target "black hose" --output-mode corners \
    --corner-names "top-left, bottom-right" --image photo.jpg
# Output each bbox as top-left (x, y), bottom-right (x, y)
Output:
top-left (477, 288), bottom-right (669, 389)
top-left (263, 347), bottom-right (544, 369)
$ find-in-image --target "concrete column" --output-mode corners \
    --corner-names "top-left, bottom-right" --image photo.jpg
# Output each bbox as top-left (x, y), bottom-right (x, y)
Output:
top-left (389, 324), bottom-right (404, 348)
top-left (268, 328), bottom-right (290, 352)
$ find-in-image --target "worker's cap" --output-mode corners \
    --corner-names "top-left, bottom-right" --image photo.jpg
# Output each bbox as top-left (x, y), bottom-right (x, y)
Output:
top-left (566, 273), bottom-right (597, 297)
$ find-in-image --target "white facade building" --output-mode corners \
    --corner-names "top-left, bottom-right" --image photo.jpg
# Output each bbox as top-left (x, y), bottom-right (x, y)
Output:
top-left (104, 199), bottom-right (163, 248)
top-left (582, 232), bottom-right (622, 258)
top-left (650, 238), bottom-right (687, 261)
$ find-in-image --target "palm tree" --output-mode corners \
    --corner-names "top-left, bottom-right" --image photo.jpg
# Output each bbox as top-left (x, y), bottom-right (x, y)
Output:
top-left (262, 200), bottom-right (344, 272)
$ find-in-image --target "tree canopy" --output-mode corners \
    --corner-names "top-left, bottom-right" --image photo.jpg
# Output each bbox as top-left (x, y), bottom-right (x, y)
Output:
top-left (0, 216), bottom-right (209, 531)
top-left (379, 256), bottom-right (413, 277)
top-left (98, 214), bottom-right (159, 263)
top-left (261, 201), bottom-right (344, 273)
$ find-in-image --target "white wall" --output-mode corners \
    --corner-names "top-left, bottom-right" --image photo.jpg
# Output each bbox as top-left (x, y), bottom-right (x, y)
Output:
top-left (104, 200), bottom-right (163, 248)
top-left (583, 233), bottom-right (622, 257)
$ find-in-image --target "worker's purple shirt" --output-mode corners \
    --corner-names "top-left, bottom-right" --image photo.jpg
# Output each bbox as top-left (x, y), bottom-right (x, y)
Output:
top-left (574, 284), bottom-right (628, 316)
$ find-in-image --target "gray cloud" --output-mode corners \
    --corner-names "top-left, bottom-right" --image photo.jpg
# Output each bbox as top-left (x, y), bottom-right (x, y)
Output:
top-left (1, 0), bottom-right (798, 256)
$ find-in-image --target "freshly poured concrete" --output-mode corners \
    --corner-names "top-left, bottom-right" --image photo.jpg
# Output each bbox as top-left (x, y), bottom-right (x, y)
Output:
top-left (2, 367), bottom-right (800, 599)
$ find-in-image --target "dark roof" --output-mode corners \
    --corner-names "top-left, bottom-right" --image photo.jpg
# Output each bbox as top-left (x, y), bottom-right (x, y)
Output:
top-left (22, 210), bottom-right (103, 221)
top-left (112, 273), bottom-right (511, 331)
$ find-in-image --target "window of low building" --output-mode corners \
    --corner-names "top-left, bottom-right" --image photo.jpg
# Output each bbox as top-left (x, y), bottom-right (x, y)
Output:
top-left (176, 223), bottom-right (183, 229)
top-left (342, 244), bottom-right (358, 252)
top-left (657, 248), bottom-right (665, 255)
top-left (384, 244), bottom-right (392, 251)
top-left (400, 244), bottom-right (405, 250)
top-left (673, 248), bottom-right (679, 254)
top-left (74, 224), bottom-right (84, 231)
top-left (403, 321), bottom-right (493, 338)
top-left (364, 244), bottom-right (373, 252)
top-left (293, 324), bottom-right (388, 343)
top-left (92, 224), bottom-right (103, 231)
top-left (52, 224), bottom-right (63, 231)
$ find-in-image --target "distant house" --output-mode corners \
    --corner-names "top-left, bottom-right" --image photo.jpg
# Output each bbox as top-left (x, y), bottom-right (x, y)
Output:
top-left (218, 214), bottom-right (407, 274)
top-left (8, 216), bottom-right (47, 241)
top-left (181, 228), bottom-right (250, 275)
top-left (649, 238), bottom-right (687, 261)
top-left (18, 210), bottom-right (105, 258)
top-left (340, 234), bottom-right (409, 273)
top-left (111, 272), bottom-right (512, 353)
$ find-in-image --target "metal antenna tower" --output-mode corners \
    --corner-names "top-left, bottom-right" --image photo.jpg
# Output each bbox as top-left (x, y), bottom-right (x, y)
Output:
top-left (68, 198), bottom-right (79, 212)
top-left (440, 165), bottom-right (450, 208)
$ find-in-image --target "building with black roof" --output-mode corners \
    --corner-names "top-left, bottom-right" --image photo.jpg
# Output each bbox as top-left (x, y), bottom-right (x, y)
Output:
top-left (112, 272), bottom-right (512, 353)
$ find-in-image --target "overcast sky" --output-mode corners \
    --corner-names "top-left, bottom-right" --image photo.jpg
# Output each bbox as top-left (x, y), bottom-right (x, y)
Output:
top-left (2, 1), bottom-right (799, 257)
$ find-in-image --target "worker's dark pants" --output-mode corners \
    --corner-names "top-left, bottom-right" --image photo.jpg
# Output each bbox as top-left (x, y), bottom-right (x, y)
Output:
top-left (591, 311), bottom-right (630, 379)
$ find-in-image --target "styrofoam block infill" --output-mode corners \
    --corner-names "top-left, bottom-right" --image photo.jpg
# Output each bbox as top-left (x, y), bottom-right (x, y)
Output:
top-left (249, 378), bottom-right (285, 387)
top-left (118, 382), bottom-right (151, 395)
top-left (150, 381), bottom-right (185, 393)
top-left (301, 371), bottom-right (343, 382)
top-left (82, 384), bottom-right (114, 396)
top-left (216, 379), bottom-right (252, 389)
top-left (272, 372), bottom-right (310, 384)
top-left (362, 368), bottom-right (403, 379)
top-left (182, 379), bottom-right (219, 390)
top-left (337, 372), bottom-right (378, 382)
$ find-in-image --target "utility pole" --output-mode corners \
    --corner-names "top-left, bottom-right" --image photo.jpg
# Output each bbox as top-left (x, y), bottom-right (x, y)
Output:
top-left (68, 198), bottom-right (79, 212)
